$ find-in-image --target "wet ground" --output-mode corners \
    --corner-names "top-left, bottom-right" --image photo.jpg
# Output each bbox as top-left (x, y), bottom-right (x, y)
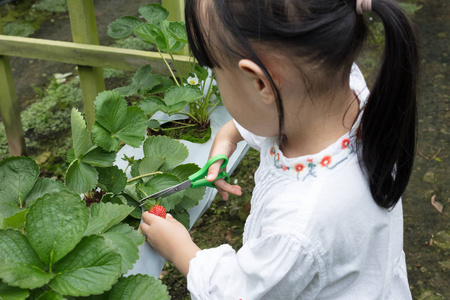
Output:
top-left (1, 0), bottom-right (449, 299)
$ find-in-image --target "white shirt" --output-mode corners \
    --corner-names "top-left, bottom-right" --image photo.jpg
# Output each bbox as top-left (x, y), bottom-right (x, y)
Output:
top-left (187, 65), bottom-right (412, 300)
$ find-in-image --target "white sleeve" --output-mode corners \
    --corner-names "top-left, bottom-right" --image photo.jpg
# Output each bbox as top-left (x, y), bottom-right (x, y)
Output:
top-left (187, 233), bottom-right (323, 300)
top-left (233, 120), bottom-right (267, 152)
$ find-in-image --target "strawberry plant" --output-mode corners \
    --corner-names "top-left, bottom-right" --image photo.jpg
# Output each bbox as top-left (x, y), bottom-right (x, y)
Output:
top-left (107, 3), bottom-right (221, 133)
top-left (0, 157), bottom-right (169, 299)
top-left (65, 90), bottom-right (206, 229)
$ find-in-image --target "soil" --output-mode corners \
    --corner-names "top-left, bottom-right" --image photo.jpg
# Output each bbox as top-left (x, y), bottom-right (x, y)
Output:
top-left (149, 119), bottom-right (212, 144)
top-left (1, 0), bottom-right (449, 299)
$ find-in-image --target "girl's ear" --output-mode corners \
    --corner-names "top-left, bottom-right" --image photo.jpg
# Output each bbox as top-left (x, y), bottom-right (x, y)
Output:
top-left (238, 59), bottom-right (275, 104)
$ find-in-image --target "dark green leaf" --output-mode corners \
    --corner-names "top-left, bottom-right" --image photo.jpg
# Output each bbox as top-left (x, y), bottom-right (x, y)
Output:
top-left (140, 173), bottom-right (183, 211)
top-left (81, 146), bottom-right (116, 168)
top-left (0, 209), bottom-right (27, 230)
top-left (26, 178), bottom-right (67, 207)
top-left (50, 236), bottom-right (122, 297)
top-left (147, 119), bottom-right (161, 129)
top-left (84, 203), bottom-right (134, 236)
top-left (134, 23), bottom-right (161, 45)
top-left (71, 108), bottom-right (90, 158)
top-left (164, 86), bottom-right (203, 106)
top-left (0, 280), bottom-right (29, 300)
top-left (114, 106), bottom-right (148, 148)
top-left (114, 85), bottom-right (139, 97)
top-left (138, 4), bottom-right (169, 24)
top-left (148, 76), bottom-right (173, 94)
top-left (107, 223), bottom-right (145, 246)
top-left (91, 123), bottom-right (121, 152)
top-left (138, 156), bottom-right (165, 176)
top-left (194, 64), bottom-right (209, 81)
top-left (0, 229), bottom-right (53, 289)
top-left (65, 160), bottom-right (98, 194)
top-left (139, 96), bottom-right (164, 117)
top-left (108, 274), bottom-right (170, 300)
top-left (108, 16), bottom-right (143, 39)
top-left (97, 166), bottom-right (127, 194)
top-left (168, 21), bottom-right (188, 44)
top-left (0, 157), bottom-right (39, 218)
top-left (143, 136), bottom-right (189, 171)
top-left (94, 91), bottom-right (127, 134)
top-left (102, 232), bottom-right (139, 273)
top-left (35, 289), bottom-right (64, 300)
top-left (169, 163), bottom-right (200, 181)
top-left (26, 191), bottom-right (89, 267)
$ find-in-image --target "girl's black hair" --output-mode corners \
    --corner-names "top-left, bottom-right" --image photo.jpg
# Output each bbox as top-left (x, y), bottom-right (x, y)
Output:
top-left (185, 0), bottom-right (419, 209)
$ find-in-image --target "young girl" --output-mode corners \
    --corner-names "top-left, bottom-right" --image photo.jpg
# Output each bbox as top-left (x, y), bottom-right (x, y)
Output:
top-left (140, 0), bottom-right (418, 298)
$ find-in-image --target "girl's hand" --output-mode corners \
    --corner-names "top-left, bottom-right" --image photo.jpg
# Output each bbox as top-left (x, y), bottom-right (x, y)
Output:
top-left (206, 120), bottom-right (244, 200)
top-left (140, 212), bottom-right (200, 277)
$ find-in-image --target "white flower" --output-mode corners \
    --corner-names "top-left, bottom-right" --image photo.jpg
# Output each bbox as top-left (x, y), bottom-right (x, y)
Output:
top-left (187, 75), bottom-right (199, 85)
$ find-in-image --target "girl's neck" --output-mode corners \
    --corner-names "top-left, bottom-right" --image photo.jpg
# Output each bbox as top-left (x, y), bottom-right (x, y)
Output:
top-left (280, 86), bottom-right (359, 158)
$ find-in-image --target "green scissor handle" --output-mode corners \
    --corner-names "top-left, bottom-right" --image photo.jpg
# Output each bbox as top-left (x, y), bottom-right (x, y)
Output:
top-left (189, 154), bottom-right (230, 189)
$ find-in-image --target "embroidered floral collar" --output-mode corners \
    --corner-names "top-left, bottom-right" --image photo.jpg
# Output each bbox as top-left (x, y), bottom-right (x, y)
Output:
top-left (269, 134), bottom-right (358, 182)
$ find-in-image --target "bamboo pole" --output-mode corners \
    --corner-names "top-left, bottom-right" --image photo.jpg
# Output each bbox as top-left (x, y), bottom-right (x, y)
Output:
top-left (67, 0), bottom-right (105, 130)
top-left (0, 22), bottom-right (27, 156)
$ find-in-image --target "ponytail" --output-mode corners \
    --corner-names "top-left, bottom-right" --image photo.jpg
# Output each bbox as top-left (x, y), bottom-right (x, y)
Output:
top-left (358, 0), bottom-right (419, 209)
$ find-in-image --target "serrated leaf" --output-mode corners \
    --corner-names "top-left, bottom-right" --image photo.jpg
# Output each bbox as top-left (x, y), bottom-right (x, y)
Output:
top-left (0, 157), bottom-right (39, 218)
top-left (107, 223), bottom-right (145, 246)
top-left (147, 119), bottom-right (161, 129)
top-left (35, 290), bottom-right (63, 300)
top-left (171, 209), bottom-right (190, 229)
top-left (134, 23), bottom-right (161, 45)
top-left (168, 21), bottom-right (188, 44)
top-left (84, 203), bottom-right (134, 236)
top-left (132, 65), bottom-right (157, 91)
top-left (164, 86), bottom-right (203, 106)
top-left (180, 187), bottom-right (205, 211)
top-left (71, 108), bottom-right (90, 158)
top-left (194, 64), bottom-right (209, 81)
top-left (164, 101), bottom-right (187, 115)
top-left (0, 209), bottom-right (27, 230)
top-left (97, 166), bottom-right (127, 194)
top-left (0, 280), bottom-right (29, 300)
top-left (94, 91), bottom-right (127, 134)
top-left (102, 232), bottom-right (139, 273)
top-left (139, 74), bottom-right (166, 95)
top-left (169, 163), bottom-right (200, 181)
top-left (139, 156), bottom-right (165, 176)
top-left (148, 76), bottom-right (173, 94)
top-left (26, 190), bottom-right (89, 267)
top-left (123, 183), bottom-right (140, 201)
top-left (81, 146), bottom-right (116, 167)
top-left (159, 20), bottom-right (182, 52)
top-left (65, 160), bottom-right (98, 194)
top-left (140, 174), bottom-right (183, 211)
top-left (91, 92), bottom-right (147, 151)
top-left (108, 274), bottom-right (170, 300)
top-left (138, 4), bottom-right (169, 24)
top-left (26, 178), bottom-right (67, 207)
top-left (114, 85), bottom-right (139, 97)
top-left (102, 194), bottom-right (127, 205)
top-left (108, 16), bottom-right (143, 39)
top-left (0, 229), bottom-right (53, 289)
top-left (66, 148), bottom-right (75, 163)
top-left (143, 136), bottom-right (189, 171)
top-left (50, 235), bottom-right (122, 297)
top-left (114, 106), bottom-right (148, 148)
top-left (130, 159), bottom-right (142, 179)
top-left (139, 96), bottom-right (164, 117)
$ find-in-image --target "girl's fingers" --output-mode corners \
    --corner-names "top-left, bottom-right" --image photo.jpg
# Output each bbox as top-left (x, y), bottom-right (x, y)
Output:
top-left (214, 178), bottom-right (242, 200)
top-left (206, 160), bottom-right (223, 182)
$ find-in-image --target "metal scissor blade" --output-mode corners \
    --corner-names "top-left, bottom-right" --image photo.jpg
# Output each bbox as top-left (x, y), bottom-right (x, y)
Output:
top-left (138, 180), bottom-right (191, 207)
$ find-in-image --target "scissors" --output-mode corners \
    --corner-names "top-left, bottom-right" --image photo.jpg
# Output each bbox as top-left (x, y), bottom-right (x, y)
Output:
top-left (138, 154), bottom-right (230, 207)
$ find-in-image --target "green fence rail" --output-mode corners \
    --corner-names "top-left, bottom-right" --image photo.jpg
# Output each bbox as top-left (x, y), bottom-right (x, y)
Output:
top-left (0, 0), bottom-right (187, 156)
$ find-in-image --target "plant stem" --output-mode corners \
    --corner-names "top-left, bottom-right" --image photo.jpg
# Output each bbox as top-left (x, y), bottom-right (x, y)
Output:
top-left (137, 186), bottom-right (148, 197)
top-left (158, 47), bottom-right (179, 86)
top-left (169, 51), bottom-right (183, 83)
top-left (160, 124), bottom-right (196, 131)
top-left (127, 172), bottom-right (163, 183)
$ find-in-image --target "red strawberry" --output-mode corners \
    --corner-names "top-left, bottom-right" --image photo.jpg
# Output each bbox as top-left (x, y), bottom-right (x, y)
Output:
top-left (148, 205), bottom-right (166, 218)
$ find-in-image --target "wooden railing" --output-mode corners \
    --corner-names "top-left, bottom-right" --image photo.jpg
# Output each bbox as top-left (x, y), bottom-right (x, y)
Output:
top-left (0, 0), bottom-right (188, 156)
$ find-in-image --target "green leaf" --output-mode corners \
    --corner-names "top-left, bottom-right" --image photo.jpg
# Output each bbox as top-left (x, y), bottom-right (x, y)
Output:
top-left (164, 86), bottom-right (203, 106)
top-left (134, 23), bottom-right (161, 45)
top-left (148, 76), bottom-right (173, 94)
top-left (114, 85), bottom-right (139, 97)
top-left (0, 209), bottom-right (27, 230)
top-left (139, 96), bottom-right (164, 117)
top-left (108, 274), bottom-right (170, 300)
top-left (123, 183), bottom-right (140, 201)
top-left (84, 203), bottom-right (134, 236)
top-left (138, 4), bottom-right (169, 24)
top-left (130, 159), bottom-right (142, 179)
top-left (0, 157), bottom-right (39, 218)
top-left (159, 20), bottom-right (182, 52)
top-left (139, 156), bottom-right (165, 175)
top-left (194, 64), bottom-right (209, 81)
top-left (114, 106), bottom-right (148, 148)
top-left (26, 178), bottom-right (67, 207)
top-left (35, 290), bottom-right (64, 300)
top-left (106, 223), bottom-right (145, 246)
top-left (71, 108), bottom-right (90, 158)
top-left (132, 65), bottom-right (165, 94)
top-left (140, 174), bottom-right (184, 211)
top-left (94, 91), bottom-right (127, 134)
top-left (65, 160), bottom-right (98, 194)
top-left (0, 229), bottom-right (53, 289)
top-left (97, 166), bottom-right (127, 194)
top-left (147, 119), bottom-right (161, 129)
top-left (164, 101), bottom-right (188, 115)
top-left (81, 146), bottom-right (117, 168)
top-left (169, 163), bottom-right (200, 181)
top-left (143, 136), bottom-right (189, 171)
top-left (26, 190), bottom-right (89, 267)
top-left (102, 232), bottom-right (139, 273)
top-left (91, 92), bottom-right (147, 151)
top-left (108, 16), bottom-right (143, 39)
top-left (169, 164), bottom-right (205, 210)
top-left (168, 21), bottom-right (188, 44)
top-left (66, 148), bottom-right (75, 163)
top-left (50, 235), bottom-right (122, 297)
top-left (139, 74), bottom-right (166, 95)
top-left (0, 280), bottom-right (29, 300)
